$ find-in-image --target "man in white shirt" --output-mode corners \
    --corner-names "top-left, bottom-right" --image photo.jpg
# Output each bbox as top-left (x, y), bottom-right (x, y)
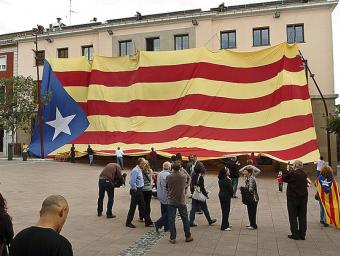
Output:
top-left (116, 147), bottom-right (124, 170)
top-left (155, 161), bottom-right (171, 233)
top-left (315, 156), bottom-right (325, 176)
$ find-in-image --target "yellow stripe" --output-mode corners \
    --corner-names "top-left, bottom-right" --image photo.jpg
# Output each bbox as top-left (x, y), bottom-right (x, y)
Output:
top-left (85, 99), bottom-right (313, 132)
top-left (63, 70), bottom-right (306, 103)
top-left (48, 57), bottom-right (92, 72)
top-left (91, 43), bottom-right (299, 72)
top-left (51, 128), bottom-right (315, 155)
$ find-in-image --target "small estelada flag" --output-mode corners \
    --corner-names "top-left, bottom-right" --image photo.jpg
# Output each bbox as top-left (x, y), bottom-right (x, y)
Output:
top-left (316, 175), bottom-right (340, 228)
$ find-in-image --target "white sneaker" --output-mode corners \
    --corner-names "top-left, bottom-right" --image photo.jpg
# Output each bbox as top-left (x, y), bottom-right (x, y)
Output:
top-left (229, 225), bottom-right (233, 227)
top-left (246, 224), bottom-right (251, 228)
top-left (222, 228), bottom-right (231, 231)
top-left (246, 226), bottom-right (255, 230)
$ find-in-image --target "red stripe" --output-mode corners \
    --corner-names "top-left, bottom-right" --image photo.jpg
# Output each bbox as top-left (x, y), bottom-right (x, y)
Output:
top-left (329, 187), bottom-right (336, 224)
top-left (71, 114), bottom-right (314, 144)
top-left (78, 85), bottom-right (309, 117)
top-left (69, 139), bottom-right (318, 160)
top-left (55, 56), bottom-right (303, 87)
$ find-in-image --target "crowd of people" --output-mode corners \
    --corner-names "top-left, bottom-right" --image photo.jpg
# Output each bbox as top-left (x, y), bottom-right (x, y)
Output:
top-left (1, 153), bottom-right (339, 255)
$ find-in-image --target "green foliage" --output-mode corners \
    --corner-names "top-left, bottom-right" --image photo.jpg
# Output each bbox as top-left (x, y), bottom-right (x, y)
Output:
top-left (0, 76), bottom-right (37, 141)
top-left (328, 104), bottom-right (340, 136)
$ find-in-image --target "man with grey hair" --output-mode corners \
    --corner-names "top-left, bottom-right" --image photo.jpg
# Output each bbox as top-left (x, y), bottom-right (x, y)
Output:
top-left (282, 160), bottom-right (308, 240)
top-left (155, 161), bottom-right (171, 233)
top-left (11, 195), bottom-right (73, 256)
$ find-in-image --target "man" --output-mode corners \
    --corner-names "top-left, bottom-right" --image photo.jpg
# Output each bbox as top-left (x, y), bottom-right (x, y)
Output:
top-left (315, 156), bottom-right (325, 176)
top-left (126, 158), bottom-right (153, 228)
top-left (282, 160), bottom-right (308, 240)
top-left (11, 195), bottom-right (73, 256)
top-left (87, 145), bottom-right (94, 166)
top-left (166, 162), bottom-right (193, 244)
top-left (97, 163), bottom-right (122, 218)
top-left (186, 154), bottom-right (206, 177)
top-left (115, 147), bottom-right (124, 169)
top-left (149, 147), bottom-right (158, 172)
top-left (225, 157), bottom-right (240, 198)
top-left (70, 144), bottom-right (75, 163)
top-left (155, 161), bottom-right (171, 233)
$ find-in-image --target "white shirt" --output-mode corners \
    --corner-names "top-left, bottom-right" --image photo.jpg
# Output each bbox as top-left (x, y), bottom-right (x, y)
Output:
top-left (316, 159), bottom-right (325, 171)
top-left (116, 149), bottom-right (124, 157)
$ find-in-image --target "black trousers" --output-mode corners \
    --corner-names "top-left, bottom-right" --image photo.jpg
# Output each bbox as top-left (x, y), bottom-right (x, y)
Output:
top-left (247, 201), bottom-right (258, 229)
top-left (287, 196), bottom-right (308, 238)
top-left (97, 179), bottom-right (114, 216)
top-left (139, 190), bottom-right (152, 220)
top-left (219, 198), bottom-right (231, 230)
top-left (126, 188), bottom-right (152, 225)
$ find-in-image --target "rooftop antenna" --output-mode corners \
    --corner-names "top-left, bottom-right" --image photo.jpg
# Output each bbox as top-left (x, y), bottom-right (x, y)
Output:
top-left (69, 0), bottom-right (72, 25)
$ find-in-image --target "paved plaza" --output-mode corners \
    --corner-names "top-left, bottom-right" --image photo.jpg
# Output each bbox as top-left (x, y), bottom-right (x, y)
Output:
top-left (0, 159), bottom-right (340, 256)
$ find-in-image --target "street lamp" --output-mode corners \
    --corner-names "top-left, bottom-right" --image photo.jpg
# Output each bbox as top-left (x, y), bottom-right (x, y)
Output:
top-left (298, 50), bottom-right (332, 168)
top-left (32, 25), bottom-right (45, 159)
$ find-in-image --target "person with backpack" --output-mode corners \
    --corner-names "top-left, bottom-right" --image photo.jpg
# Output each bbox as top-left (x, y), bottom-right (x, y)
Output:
top-left (97, 163), bottom-right (123, 218)
top-left (87, 145), bottom-right (94, 166)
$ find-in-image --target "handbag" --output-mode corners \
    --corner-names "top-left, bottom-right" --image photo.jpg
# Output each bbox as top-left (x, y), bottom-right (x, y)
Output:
top-left (192, 174), bottom-right (207, 202)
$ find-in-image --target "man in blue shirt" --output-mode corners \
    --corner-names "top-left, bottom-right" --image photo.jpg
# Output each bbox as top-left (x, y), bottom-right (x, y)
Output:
top-left (126, 158), bottom-right (153, 228)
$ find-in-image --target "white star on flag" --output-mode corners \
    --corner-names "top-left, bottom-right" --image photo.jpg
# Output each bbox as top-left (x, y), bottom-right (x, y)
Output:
top-left (45, 107), bottom-right (76, 141)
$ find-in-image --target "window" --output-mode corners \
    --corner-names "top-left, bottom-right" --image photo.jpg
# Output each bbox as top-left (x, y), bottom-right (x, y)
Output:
top-left (253, 27), bottom-right (270, 47)
top-left (287, 24), bottom-right (304, 43)
top-left (82, 45), bottom-right (93, 60)
top-left (57, 48), bottom-right (68, 58)
top-left (119, 40), bottom-right (133, 56)
top-left (36, 50), bottom-right (45, 66)
top-left (174, 34), bottom-right (189, 50)
top-left (0, 55), bottom-right (6, 71)
top-left (146, 37), bottom-right (160, 51)
top-left (221, 30), bottom-right (236, 49)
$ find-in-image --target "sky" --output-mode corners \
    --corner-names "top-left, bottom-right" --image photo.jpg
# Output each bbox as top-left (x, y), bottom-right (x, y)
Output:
top-left (0, 0), bottom-right (339, 103)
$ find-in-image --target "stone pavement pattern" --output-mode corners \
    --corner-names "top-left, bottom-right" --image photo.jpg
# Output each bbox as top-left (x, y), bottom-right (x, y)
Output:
top-left (0, 160), bottom-right (339, 256)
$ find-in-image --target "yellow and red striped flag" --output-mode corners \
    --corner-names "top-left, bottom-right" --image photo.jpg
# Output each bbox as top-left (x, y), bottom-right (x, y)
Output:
top-left (46, 42), bottom-right (319, 161)
top-left (316, 176), bottom-right (340, 228)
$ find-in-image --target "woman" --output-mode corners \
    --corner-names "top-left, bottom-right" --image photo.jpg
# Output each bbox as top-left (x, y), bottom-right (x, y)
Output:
top-left (139, 160), bottom-right (153, 222)
top-left (218, 166), bottom-right (233, 231)
top-left (189, 168), bottom-right (216, 227)
top-left (316, 165), bottom-right (338, 227)
top-left (241, 166), bottom-right (259, 230)
top-left (0, 193), bottom-right (14, 256)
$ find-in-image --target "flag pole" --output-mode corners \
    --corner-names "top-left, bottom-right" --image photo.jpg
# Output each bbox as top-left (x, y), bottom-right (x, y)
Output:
top-left (298, 50), bottom-right (332, 168)
top-left (33, 25), bottom-right (45, 159)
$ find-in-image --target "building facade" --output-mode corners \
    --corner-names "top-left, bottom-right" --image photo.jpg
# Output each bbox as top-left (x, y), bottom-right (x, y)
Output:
top-left (3, 0), bottom-right (338, 166)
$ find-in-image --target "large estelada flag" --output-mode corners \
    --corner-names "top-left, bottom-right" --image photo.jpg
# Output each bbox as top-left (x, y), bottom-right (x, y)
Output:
top-left (29, 42), bottom-right (319, 161)
top-left (316, 175), bottom-right (340, 228)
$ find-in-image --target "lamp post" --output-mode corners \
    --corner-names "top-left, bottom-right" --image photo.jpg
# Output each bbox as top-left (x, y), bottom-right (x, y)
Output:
top-left (32, 25), bottom-right (45, 159)
top-left (299, 50), bottom-right (332, 168)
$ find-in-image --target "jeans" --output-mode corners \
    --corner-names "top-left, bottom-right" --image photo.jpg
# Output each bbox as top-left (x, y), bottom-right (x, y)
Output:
top-left (319, 200), bottom-right (326, 222)
top-left (168, 204), bottom-right (191, 240)
top-left (89, 155), bottom-right (94, 165)
top-left (155, 203), bottom-right (169, 231)
top-left (97, 178), bottom-right (114, 216)
top-left (139, 190), bottom-right (152, 220)
top-left (287, 196), bottom-right (308, 238)
top-left (126, 188), bottom-right (152, 225)
top-left (189, 199), bottom-right (213, 225)
top-left (231, 178), bottom-right (239, 196)
top-left (117, 157), bottom-right (124, 169)
top-left (219, 198), bottom-right (231, 230)
top-left (246, 201), bottom-right (258, 229)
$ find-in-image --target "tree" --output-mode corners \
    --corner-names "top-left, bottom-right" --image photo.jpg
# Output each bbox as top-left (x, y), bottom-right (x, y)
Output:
top-left (0, 76), bottom-right (36, 146)
top-left (328, 104), bottom-right (340, 136)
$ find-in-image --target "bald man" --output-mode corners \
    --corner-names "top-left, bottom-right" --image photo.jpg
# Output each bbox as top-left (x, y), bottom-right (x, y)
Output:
top-left (11, 195), bottom-right (73, 256)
